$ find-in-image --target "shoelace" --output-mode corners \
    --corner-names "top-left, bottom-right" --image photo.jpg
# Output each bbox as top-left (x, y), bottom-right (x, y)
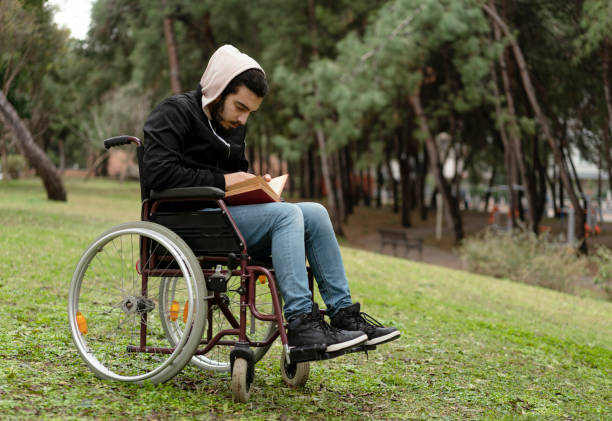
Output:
top-left (356, 311), bottom-right (385, 329)
top-left (312, 314), bottom-right (345, 336)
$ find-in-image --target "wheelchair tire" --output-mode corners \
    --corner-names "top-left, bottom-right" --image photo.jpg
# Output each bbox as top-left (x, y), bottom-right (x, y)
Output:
top-left (280, 351), bottom-right (310, 388)
top-left (68, 221), bottom-right (207, 384)
top-left (159, 273), bottom-right (278, 372)
top-left (231, 358), bottom-right (251, 403)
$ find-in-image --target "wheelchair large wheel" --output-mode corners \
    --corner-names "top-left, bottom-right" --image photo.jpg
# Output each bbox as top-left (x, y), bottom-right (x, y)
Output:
top-left (68, 221), bottom-right (207, 384)
top-left (160, 272), bottom-right (278, 372)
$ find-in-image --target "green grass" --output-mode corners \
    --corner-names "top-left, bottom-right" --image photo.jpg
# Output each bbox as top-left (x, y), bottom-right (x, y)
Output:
top-left (0, 178), bottom-right (610, 420)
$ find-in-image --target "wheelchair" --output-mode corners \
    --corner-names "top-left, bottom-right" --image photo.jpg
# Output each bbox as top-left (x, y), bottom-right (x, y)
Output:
top-left (68, 135), bottom-right (373, 402)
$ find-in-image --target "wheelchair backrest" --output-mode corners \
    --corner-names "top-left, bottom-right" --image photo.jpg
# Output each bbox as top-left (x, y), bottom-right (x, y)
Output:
top-left (104, 135), bottom-right (244, 258)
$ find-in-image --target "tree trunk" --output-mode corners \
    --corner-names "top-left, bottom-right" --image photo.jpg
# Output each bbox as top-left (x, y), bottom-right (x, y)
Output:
top-left (484, 166), bottom-right (497, 212)
top-left (308, 0), bottom-right (342, 233)
top-left (409, 91), bottom-right (463, 242)
top-left (405, 128), bottom-right (424, 215)
top-left (385, 144), bottom-right (399, 213)
top-left (504, 138), bottom-right (519, 226)
top-left (397, 126), bottom-right (412, 227)
top-left (376, 164), bottom-right (383, 208)
top-left (312, 144), bottom-right (322, 198)
top-left (362, 168), bottom-right (372, 207)
top-left (490, 2), bottom-right (536, 231)
top-left (603, 117), bottom-right (612, 195)
top-left (265, 135), bottom-right (271, 175)
top-left (484, 3), bottom-right (586, 251)
top-left (598, 149), bottom-right (603, 207)
top-left (201, 12), bottom-right (218, 53)
top-left (248, 140), bottom-right (255, 174)
top-left (58, 139), bottom-right (65, 174)
top-left (532, 137), bottom-right (547, 228)
top-left (355, 169), bottom-right (363, 205)
top-left (332, 150), bottom-right (347, 223)
top-left (162, 0), bottom-right (182, 94)
top-left (287, 160), bottom-right (296, 198)
top-left (418, 145), bottom-right (428, 220)
top-left (0, 91), bottom-right (66, 200)
top-left (543, 167), bottom-right (558, 218)
top-left (341, 146), bottom-right (354, 216)
top-left (316, 128), bottom-right (343, 234)
top-left (258, 137), bottom-right (264, 175)
top-left (558, 169), bottom-right (564, 216)
top-left (560, 132), bottom-right (586, 209)
top-left (1, 128), bottom-right (8, 181)
top-left (85, 150), bottom-right (109, 180)
top-left (601, 39), bottom-right (612, 194)
top-left (490, 63), bottom-right (518, 227)
top-left (299, 155), bottom-right (307, 198)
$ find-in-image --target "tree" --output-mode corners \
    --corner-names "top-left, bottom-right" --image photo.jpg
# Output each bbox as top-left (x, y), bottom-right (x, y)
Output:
top-left (253, 0), bottom-right (386, 232)
top-left (161, 0), bottom-right (182, 94)
top-left (488, 0), bottom-right (536, 231)
top-left (21, 0), bottom-right (606, 239)
top-left (307, 0), bottom-right (501, 243)
top-left (576, 0), bottom-right (612, 194)
top-left (0, 90), bottom-right (66, 200)
top-left (0, 0), bottom-right (66, 200)
top-left (483, 2), bottom-right (587, 250)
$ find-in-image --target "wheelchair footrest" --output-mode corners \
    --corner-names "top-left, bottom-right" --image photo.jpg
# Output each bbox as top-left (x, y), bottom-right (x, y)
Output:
top-left (289, 343), bottom-right (376, 363)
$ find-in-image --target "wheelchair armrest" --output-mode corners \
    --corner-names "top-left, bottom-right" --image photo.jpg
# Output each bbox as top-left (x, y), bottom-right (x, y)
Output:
top-left (150, 186), bottom-right (225, 200)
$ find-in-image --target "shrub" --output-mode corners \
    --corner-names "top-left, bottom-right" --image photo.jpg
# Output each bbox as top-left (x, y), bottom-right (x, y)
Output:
top-left (590, 246), bottom-right (612, 299)
top-left (6, 154), bottom-right (26, 179)
top-left (459, 228), bottom-right (589, 294)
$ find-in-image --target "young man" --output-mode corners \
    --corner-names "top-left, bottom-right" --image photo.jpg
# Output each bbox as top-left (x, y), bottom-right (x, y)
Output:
top-left (143, 45), bottom-right (399, 354)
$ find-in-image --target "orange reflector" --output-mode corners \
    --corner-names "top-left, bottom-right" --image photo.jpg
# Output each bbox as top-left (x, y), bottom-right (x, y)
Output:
top-left (183, 301), bottom-right (189, 323)
top-left (170, 300), bottom-right (179, 321)
top-left (258, 275), bottom-right (267, 284)
top-left (76, 311), bottom-right (88, 335)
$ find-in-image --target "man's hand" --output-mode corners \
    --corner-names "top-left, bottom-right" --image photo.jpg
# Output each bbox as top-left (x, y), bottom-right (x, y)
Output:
top-left (263, 173), bottom-right (272, 182)
top-left (224, 172), bottom-right (256, 188)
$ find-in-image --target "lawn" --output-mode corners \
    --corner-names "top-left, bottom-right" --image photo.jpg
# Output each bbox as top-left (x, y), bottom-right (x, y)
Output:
top-left (0, 178), bottom-right (610, 420)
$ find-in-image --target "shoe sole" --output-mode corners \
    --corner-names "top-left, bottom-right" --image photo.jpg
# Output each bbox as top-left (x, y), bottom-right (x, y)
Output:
top-left (366, 330), bottom-right (401, 346)
top-left (326, 334), bottom-right (368, 353)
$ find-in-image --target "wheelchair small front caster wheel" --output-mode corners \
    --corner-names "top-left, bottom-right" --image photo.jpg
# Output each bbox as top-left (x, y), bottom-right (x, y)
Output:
top-left (231, 358), bottom-right (252, 403)
top-left (280, 352), bottom-right (310, 388)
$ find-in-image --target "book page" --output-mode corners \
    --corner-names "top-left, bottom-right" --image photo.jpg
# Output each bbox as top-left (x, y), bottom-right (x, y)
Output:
top-left (267, 174), bottom-right (288, 196)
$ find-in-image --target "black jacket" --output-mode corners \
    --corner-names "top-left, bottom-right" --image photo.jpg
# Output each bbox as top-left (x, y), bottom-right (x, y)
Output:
top-left (143, 86), bottom-right (249, 192)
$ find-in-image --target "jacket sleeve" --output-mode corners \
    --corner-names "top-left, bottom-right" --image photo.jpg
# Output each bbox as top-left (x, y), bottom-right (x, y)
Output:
top-left (143, 101), bottom-right (226, 191)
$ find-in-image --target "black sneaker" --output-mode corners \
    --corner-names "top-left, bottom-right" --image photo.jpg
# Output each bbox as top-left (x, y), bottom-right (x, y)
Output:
top-left (331, 303), bottom-right (400, 346)
top-left (287, 303), bottom-right (368, 352)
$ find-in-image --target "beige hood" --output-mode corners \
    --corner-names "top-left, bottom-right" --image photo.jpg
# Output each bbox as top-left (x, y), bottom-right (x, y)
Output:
top-left (200, 45), bottom-right (264, 119)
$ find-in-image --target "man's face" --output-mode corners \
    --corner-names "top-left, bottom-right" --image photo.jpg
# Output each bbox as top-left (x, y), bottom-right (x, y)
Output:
top-left (212, 85), bottom-right (263, 130)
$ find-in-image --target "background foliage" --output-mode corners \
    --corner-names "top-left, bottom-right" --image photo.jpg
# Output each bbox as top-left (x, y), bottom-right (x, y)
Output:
top-left (1, 0), bottom-right (612, 240)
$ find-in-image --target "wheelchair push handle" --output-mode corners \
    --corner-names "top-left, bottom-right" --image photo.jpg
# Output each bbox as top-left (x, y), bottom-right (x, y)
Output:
top-left (103, 135), bottom-right (142, 149)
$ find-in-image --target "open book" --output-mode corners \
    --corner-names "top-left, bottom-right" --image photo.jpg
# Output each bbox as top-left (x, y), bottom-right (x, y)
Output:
top-left (225, 174), bottom-right (288, 206)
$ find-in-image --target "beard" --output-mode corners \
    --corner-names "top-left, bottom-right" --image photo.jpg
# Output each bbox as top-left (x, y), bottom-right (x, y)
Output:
top-left (210, 96), bottom-right (226, 126)
top-left (210, 95), bottom-right (240, 130)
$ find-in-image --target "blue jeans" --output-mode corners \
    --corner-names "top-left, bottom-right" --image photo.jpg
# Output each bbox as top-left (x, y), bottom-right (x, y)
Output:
top-left (226, 202), bottom-right (352, 320)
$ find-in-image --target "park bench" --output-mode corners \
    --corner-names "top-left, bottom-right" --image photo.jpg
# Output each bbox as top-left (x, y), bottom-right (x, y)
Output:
top-left (378, 228), bottom-right (423, 259)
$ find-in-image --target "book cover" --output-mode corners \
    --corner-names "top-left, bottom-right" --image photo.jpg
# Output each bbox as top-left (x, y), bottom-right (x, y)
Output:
top-left (225, 174), bottom-right (288, 206)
